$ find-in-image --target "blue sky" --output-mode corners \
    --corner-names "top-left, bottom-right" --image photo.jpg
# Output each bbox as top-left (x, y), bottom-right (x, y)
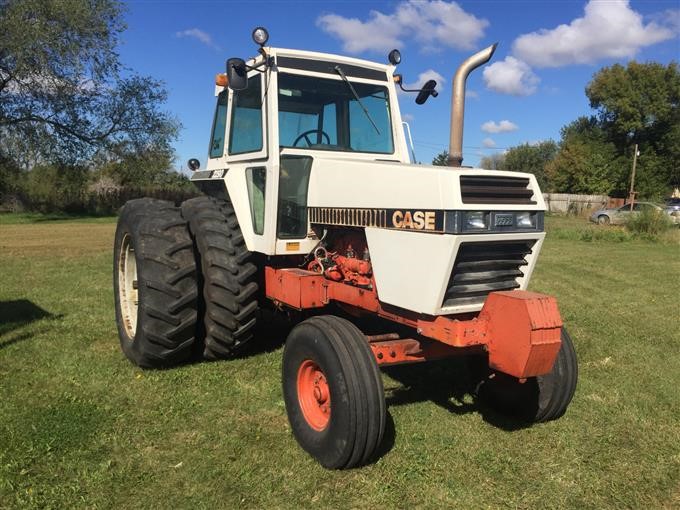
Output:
top-left (118, 0), bottom-right (679, 171)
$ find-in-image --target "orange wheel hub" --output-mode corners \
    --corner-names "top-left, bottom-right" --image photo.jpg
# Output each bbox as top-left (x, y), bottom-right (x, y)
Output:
top-left (297, 359), bottom-right (331, 431)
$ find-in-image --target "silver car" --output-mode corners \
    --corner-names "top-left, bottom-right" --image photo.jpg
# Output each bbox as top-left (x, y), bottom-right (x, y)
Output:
top-left (589, 202), bottom-right (664, 225)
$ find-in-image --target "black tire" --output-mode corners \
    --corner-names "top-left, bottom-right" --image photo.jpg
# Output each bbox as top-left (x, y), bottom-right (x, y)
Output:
top-left (181, 196), bottom-right (259, 359)
top-left (282, 315), bottom-right (385, 469)
top-left (598, 215), bottom-right (610, 225)
top-left (113, 198), bottom-right (198, 368)
top-left (478, 328), bottom-right (578, 422)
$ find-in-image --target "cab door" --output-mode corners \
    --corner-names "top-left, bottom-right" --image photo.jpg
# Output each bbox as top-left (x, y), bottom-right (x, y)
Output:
top-left (221, 71), bottom-right (274, 254)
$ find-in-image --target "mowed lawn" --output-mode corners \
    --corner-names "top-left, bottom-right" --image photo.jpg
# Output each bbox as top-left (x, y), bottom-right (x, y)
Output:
top-left (0, 215), bottom-right (678, 509)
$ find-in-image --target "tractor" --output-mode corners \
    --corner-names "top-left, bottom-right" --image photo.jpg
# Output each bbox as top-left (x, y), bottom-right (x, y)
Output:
top-left (113, 27), bottom-right (577, 469)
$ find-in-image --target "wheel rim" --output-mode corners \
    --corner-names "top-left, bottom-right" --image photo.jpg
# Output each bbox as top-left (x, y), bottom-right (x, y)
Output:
top-left (118, 233), bottom-right (138, 339)
top-left (297, 359), bottom-right (331, 431)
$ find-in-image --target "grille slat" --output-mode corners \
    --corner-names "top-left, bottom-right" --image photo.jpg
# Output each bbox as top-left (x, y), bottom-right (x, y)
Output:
top-left (455, 259), bottom-right (528, 270)
top-left (443, 241), bottom-right (535, 308)
top-left (451, 268), bottom-right (523, 284)
top-left (460, 175), bottom-right (536, 205)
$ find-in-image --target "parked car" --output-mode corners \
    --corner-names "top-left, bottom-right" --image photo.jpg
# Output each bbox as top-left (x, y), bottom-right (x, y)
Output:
top-left (665, 198), bottom-right (680, 224)
top-left (589, 202), bottom-right (665, 225)
top-left (665, 197), bottom-right (680, 212)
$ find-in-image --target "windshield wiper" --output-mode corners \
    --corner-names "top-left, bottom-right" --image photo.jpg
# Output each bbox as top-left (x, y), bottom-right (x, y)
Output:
top-left (333, 65), bottom-right (381, 135)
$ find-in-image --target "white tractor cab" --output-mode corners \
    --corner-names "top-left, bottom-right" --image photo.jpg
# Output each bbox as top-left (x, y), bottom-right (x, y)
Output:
top-left (191, 29), bottom-right (545, 316)
top-left (114, 27), bottom-right (577, 470)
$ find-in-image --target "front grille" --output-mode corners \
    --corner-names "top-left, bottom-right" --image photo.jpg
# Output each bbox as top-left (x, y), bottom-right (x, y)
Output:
top-left (460, 175), bottom-right (536, 205)
top-left (442, 240), bottom-right (535, 308)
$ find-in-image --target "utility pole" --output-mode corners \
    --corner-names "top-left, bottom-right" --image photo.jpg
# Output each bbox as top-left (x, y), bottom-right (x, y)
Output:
top-left (629, 143), bottom-right (639, 211)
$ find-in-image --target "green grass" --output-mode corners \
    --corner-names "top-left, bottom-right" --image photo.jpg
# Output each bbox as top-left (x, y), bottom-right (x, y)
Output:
top-left (1, 217), bottom-right (679, 508)
top-left (0, 212), bottom-right (117, 225)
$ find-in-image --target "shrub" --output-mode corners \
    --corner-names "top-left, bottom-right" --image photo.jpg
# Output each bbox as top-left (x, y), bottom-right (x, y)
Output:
top-left (625, 207), bottom-right (674, 237)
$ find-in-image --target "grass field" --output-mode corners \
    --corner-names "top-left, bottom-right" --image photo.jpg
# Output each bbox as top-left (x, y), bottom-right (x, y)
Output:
top-left (1, 214), bottom-right (679, 509)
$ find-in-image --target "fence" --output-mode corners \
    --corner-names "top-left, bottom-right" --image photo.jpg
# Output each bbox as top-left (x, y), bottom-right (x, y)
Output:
top-left (542, 193), bottom-right (609, 215)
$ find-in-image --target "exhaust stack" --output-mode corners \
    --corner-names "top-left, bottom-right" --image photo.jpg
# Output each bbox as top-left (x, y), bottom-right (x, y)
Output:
top-left (448, 43), bottom-right (498, 167)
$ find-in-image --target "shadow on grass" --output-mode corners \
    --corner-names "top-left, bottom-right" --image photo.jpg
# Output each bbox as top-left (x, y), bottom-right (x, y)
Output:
top-left (0, 300), bottom-right (60, 348)
top-left (234, 310), bottom-right (291, 359)
top-left (383, 356), bottom-right (534, 432)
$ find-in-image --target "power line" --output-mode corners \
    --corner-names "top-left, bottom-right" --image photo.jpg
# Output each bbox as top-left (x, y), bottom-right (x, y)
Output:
top-left (413, 140), bottom-right (510, 151)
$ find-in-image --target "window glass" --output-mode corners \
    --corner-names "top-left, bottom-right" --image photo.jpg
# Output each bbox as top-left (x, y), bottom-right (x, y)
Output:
top-left (349, 89), bottom-right (393, 153)
top-left (277, 155), bottom-right (313, 238)
top-left (209, 91), bottom-right (228, 158)
top-left (277, 73), bottom-right (393, 154)
top-left (246, 167), bottom-right (266, 235)
top-left (229, 75), bottom-right (263, 155)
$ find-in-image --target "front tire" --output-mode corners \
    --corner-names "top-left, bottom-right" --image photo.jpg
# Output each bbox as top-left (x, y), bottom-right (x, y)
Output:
top-left (478, 328), bottom-right (578, 422)
top-left (282, 316), bottom-right (385, 469)
top-left (113, 199), bottom-right (198, 368)
top-left (597, 215), bottom-right (610, 225)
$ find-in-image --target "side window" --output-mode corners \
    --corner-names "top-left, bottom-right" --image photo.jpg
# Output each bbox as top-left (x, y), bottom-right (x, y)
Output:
top-left (277, 155), bottom-right (313, 239)
top-left (229, 75), bottom-right (263, 155)
top-left (246, 167), bottom-right (266, 235)
top-left (209, 91), bottom-right (228, 158)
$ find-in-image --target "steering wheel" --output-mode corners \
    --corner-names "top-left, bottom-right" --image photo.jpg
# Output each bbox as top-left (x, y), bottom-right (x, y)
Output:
top-left (293, 129), bottom-right (331, 147)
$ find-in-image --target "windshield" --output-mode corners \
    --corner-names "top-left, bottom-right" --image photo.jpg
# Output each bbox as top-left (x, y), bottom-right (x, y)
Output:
top-left (277, 73), bottom-right (393, 154)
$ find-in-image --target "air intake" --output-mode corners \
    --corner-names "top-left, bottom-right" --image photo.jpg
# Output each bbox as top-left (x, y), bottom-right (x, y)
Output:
top-left (460, 175), bottom-right (536, 205)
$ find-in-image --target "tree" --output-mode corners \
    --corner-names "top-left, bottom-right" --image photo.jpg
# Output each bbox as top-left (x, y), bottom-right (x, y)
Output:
top-left (479, 153), bottom-right (506, 170)
top-left (0, 0), bottom-right (179, 165)
top-left (431, 151), bottom-right (449, 166)
top-left (546, 117), bottom-right (625, 194)
top-left (585, 61), bottom-right (680, 196)
top-left (502, 141), bottom-right (557, 190)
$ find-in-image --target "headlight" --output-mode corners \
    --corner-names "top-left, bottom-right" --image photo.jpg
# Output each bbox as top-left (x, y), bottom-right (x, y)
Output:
top-left (516, 212), bottom-right (536, 228)
top-left (465, 211), bottom-right (487, 229)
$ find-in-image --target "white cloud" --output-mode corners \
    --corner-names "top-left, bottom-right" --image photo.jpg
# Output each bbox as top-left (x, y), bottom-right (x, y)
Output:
top-left (317, 1), bottom-right (488, 54)
top-left (513, 0), bottom-right (675, 68)
top-left (402, 113), bottom-right (415, 122)
top-left (481, 120), bottom-right (519, 134)
top-left (649, 8), bottom-right (680, 33)
top-left (482, 137), bottom-right (496, 148)
top-left (176, 28), bottom-right (220, 50)
top-left (466, 89), bottom-right (479, 99)
top-left (404, 69), bottom-right (446, 90)
top-left (482, 57), bottom-right (539, 96)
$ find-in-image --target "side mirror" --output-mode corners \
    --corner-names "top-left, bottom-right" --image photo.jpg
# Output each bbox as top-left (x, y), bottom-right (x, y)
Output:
top-left (415, 80), bottom-right (438, 105)
top-left (187, 158), bottom-right (200, 171)
top-left (226, 58), bottom-right (248, 91)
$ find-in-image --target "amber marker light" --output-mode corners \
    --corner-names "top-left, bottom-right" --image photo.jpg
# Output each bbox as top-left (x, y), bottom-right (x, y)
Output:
top-left (215, 73), bottom-right (229, 87)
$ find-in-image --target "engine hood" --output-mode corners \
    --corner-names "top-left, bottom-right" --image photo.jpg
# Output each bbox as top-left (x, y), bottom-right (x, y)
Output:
top-left (306, 156), bottom-right (545, 212)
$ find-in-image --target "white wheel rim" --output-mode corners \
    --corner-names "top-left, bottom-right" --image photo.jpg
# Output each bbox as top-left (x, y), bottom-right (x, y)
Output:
top-left (118, 233), bottom-right (138, 338)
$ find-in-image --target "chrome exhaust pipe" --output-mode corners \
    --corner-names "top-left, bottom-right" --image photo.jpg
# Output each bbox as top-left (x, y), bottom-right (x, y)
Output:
top-left (448, 43), bottom-right (498, 167)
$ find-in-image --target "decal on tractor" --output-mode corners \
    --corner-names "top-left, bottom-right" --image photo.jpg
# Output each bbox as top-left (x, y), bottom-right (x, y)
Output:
top-left (390, 210), bottom-right (440, 231)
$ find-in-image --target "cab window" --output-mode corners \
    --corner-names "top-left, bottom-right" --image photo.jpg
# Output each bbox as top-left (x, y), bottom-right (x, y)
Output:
top-left (209, 91), bottom-right (228, 158)
top-left (277, 73), bottom-right (393, 154)
top-left (229, 75), bottom-right (263, 155)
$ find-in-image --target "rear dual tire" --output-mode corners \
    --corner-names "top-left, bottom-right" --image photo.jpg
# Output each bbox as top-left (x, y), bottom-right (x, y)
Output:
top-left (181, 196), bottom-right (259, 359)
top-left (113, 199), bottom-right (198, 368)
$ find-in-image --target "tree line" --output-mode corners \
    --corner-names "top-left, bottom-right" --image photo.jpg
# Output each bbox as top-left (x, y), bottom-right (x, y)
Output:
top-left (0, 0), bottom-right (194, 213)
top-left (434, 61), bottom-right (679, 200)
